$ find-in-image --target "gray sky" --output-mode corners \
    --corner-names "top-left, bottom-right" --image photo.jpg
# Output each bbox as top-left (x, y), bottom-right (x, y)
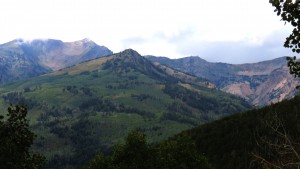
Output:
top-left (0, 0), bottom-right (294, 63)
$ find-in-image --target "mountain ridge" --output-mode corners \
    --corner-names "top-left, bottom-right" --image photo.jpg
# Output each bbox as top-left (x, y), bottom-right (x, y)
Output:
top-left (0, 37), bottom-right (297, 106)
top-left (147, 55), bottom-right (298, 106)
top-left (0, 49), bottom-right (251, 168)
top-left (0, 38), bottom-right (112, 83)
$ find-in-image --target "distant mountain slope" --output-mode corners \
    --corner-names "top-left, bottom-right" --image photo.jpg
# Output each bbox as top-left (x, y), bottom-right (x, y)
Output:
top-left (147, 56), bottom-right (299, 106)
top-left (0, 38), bottom-right (112, 83)
top-left (172, 95), bottom-right (300, 169)
top-left (0, 49), bottom-right (251, 169)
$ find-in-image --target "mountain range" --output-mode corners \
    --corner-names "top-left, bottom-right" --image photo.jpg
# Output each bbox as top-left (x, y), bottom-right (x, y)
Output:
top-left (147, 56), bottom-right (299, 106)
top-left (0, 48), bottom-right (251, 168)
top-left (0, 38), bottom-right (112, 83)
top-left (0, 38), bottom-right (297, 106)
top-left (0, 38), bottom-right (299, 168)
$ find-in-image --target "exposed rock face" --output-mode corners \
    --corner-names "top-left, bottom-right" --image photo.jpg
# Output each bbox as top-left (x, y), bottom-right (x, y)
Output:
top-left (33, 38), bottom-right (112, 70)
top-left (251, 66), bottom-right (298, 105)
top-left (221, 62), bottom-right (299, 106)
top-left (0, 38), bottom-right (112, 83)
top-left (147, 56), bottom-right (299, 106)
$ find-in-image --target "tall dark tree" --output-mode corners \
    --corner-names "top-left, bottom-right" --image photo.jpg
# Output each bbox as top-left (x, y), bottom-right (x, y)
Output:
top-left (0, 105), bottom-right (45, 169)
top-left (269, 0), bottom-right (300, 80)
top-left (84, 130), bottom-right (212, 169)
top-left (112, 131), bottom-right (155, 169)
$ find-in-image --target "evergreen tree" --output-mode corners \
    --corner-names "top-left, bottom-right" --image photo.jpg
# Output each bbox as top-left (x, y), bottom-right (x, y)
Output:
top-left (0, 105), bottom-right (45, 169)
top-left (85, 131), bottom-right (212, 169)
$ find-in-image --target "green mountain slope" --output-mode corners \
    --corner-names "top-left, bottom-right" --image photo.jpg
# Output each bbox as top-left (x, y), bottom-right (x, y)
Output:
top-left (171, 95), bottom-right (300, 169)
top-left (0, 49), bottom-right (251, 168)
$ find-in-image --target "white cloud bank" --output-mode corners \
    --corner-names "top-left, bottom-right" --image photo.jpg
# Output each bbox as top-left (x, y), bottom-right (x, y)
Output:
top-left (0, 0), bottom-right (294, 63)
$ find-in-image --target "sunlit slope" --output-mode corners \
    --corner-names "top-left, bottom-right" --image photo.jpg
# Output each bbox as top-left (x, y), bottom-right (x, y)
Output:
top-left (0, 49), bottom-right (252, 168)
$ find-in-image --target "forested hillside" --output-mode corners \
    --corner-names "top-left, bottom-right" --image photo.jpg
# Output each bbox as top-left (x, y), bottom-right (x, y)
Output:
top-left (0, 49), bottom-right (251, 169)
top-left (172, 95), bottom-right (300, 169)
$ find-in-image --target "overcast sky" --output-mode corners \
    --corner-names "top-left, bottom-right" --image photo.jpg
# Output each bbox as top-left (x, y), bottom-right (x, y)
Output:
top-left (0, 0), bottom-right (295, 63)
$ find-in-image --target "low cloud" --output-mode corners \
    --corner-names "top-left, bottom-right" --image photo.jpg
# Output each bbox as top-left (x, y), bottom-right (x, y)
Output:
top-left (120, 29), bottom-right (295, 64)
top-left (174, 29), bottom-right (295, 63)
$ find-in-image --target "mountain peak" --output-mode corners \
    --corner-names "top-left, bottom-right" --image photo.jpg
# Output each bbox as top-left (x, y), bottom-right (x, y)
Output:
top-left (78, 38), bottom-right (95, 44)
top-left (0, 38), bottom-right (113, 83)
top-left (178, 56), bottom-right (208, 63)
top-left (109, 49), bottom-right (147, 67)
top-left (12, 38), bottom-right (25, 44)
top-left (121, 48), bottom-right (140, 55)
top-left (114, 49), bottom-right (144, 62)
top-left (1, 38), bottom-right (28, 47)
top-left (81, 38), bottom-right (91, 42)
top-left (67, 38), bottom-right (96, 47)
top-left (99, 49), bottom-right (179, 82)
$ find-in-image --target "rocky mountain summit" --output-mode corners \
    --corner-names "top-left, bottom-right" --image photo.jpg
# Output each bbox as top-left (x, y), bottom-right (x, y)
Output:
top-left (0, 38), bottom-right (112, 83)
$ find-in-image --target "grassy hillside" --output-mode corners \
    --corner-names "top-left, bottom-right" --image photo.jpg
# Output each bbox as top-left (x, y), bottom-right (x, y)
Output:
top-left (0, 49), bottom-right (251, 169)
top-left (172, 95), bottom-right (300, 169)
